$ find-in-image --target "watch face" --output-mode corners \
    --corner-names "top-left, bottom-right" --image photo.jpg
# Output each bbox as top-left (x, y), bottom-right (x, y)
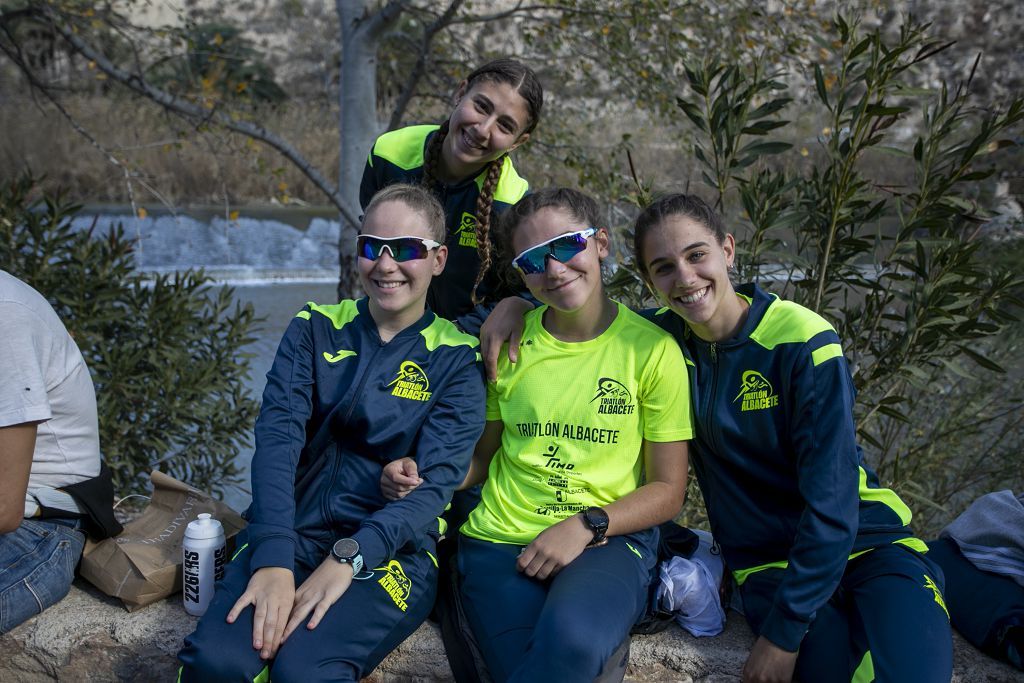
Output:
top-left (584, 507), bottom-right (609, 530)
top-left (332, 538), bottom-right (359, 559)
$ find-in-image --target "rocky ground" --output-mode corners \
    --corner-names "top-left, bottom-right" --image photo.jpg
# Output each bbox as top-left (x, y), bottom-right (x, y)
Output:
top-left (2, 579), bottom-right (1021, 682)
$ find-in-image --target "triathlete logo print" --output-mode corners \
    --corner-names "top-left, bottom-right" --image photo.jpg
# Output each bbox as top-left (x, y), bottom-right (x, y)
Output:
top-left (374, 560), bottom-right (412, 612)
top-left (457, 211), bottom-right (478, 248)
top-left (591, 378), bottom-right (636, 415)
top-left (387, 361), bottom-right (431, 402)
top-left (923, 574), bottom-right (949, 619)
top-left (733, 370), bottom-right (779, 412)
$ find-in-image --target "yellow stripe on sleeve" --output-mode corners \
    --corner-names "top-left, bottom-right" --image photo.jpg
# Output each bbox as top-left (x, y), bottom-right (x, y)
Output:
top-left (811, 343), bottom-right (843, 366)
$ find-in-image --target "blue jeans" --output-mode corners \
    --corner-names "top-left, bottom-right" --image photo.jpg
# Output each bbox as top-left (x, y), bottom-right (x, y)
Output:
top-left (0, 517), bottom-right (85, 634)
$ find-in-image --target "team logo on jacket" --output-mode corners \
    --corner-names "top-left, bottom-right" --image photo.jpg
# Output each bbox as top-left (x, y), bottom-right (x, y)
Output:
top-left (387, 361), bottom-right (431, 401)
top-left (734, 370), bottom-right (779, 412)
top-left (591, 378), bottom-right (635, 415)
top-left (457, 212), bottom-right (478, 248)
top-left (323, 349), bottom-right (356, 363)
top-left (923, 574), bottom-right (949, 618)
top-left (374, 560), bottom-right (412, 612)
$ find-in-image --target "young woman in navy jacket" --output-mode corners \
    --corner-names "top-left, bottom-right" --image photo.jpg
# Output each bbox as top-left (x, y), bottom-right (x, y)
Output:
top-left (178, 184), bottom-right (486, 682)
top-left (360, 59), bottom-right (543, 334)
top-left (633, 194), bottom-right (953, 683)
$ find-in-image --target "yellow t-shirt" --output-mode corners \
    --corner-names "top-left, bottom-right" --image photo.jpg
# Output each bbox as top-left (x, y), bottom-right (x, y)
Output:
top-left (461, 302), bottom-right (693, 545)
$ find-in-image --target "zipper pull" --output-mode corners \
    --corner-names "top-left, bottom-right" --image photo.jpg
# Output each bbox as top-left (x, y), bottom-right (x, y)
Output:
top-left (710, 342), bottom-right (718, 363)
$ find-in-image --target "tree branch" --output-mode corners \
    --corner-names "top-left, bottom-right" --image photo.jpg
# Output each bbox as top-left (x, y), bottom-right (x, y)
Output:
top-left (387, 0), bottom-right (465, 130)
top-left (38, 5), bottom-right (360, 227)
top-left (362, 0), bottom-right (410, 40)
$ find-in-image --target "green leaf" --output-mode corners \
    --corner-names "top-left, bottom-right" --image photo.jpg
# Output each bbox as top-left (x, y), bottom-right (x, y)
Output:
top-left (865, 104), bottom-right (909, 116)
top-left (741, 120), bottom-right (790, 135)
top-left (814, 64), bottom-right (829, 107)
top-left (873, 146), bottom-right (910, 157)
top-left (959, 170), bottom-right (995, 181)
top-left (876, 405), bottom-right (910, 422)
top-left (748, 98), bottom-right (793, 120)
top-left (958, 346), bottom-right (1006, 373)
top-left (676, 98), bottom-right (707, 132)
top-left (848, 36), bottom-right (873, 61)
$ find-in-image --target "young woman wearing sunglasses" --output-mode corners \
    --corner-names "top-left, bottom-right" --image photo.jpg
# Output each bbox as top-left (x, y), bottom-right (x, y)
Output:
top-left (178, 184), bottom-right (487, 683)
top-left (633, 194), bottom-right (953, 683)
top-left (473, 192), bottom-right (955, 682)
top-left (383, 188), bottom-right (693, 682)
top-left (360, 58), bottom-right (543, 335)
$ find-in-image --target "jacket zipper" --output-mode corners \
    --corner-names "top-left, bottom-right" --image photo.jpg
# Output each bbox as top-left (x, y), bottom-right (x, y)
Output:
top-left (321, 335), bottom-right (387, 529)
top-left (705, 341), bottom-right (723, 457)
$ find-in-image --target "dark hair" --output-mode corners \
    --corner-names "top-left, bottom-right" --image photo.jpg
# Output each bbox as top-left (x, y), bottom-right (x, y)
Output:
top-left (422, 59), bottom-right (544, 304)
top-left (633, 193), bottom-right (727, 275)
top-left (496, 187), bottom-right (602, 265)
top-left (363, 184), bottom-right (445, 243)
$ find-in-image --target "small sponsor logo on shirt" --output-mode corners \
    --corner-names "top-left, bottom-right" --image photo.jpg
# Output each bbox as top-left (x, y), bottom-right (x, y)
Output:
top-left (733, 370), bottom-right (779, 412)
top-left (387, 360), bottom-right (432, 402)
top-left (457, 212), bottom-right (478, 248)
top-left (374, 560), bottom-right (412, 612)
top-left (540, 444), bottom-right (574, 471)
top-left (534, 502), bottom-right (587, 517)
top-left (591, 377), bottom-right (636, 415)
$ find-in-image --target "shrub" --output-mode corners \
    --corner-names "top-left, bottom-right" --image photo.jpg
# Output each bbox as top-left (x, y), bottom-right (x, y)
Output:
top-left (610, 14), bottom-right (1024, 532)
top-left (0, 174), bottom-right (259, 497)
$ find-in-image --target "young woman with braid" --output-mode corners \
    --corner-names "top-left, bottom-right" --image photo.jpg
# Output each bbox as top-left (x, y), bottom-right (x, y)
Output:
top-left (359, 58), bottom-right (543, 335)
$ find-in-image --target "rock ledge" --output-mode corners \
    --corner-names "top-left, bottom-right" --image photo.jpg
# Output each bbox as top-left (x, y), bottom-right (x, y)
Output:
top-left (1, 581), bottom-right (1020, 682)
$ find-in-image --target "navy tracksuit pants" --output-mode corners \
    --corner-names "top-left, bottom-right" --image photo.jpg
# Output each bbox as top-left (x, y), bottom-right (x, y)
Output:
top-left (739, 543), bottom-right (953, 682)
top-left (177, 536), bottom-right (437, 683)
top-left (457, 533), bottom-right (656, 683)
top-left (927, 537), bottom-right (1024, 671)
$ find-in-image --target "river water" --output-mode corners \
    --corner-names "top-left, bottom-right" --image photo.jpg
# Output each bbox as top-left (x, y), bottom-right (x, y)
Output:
top-left (71, 207), bottom-right (349, 511)
top-left (224, 281), bottom-right (339, 512)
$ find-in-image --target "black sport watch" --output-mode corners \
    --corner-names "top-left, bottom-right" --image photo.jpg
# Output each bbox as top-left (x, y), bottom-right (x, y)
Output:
top-left (581, 507), bottom-right (609, 546)
top-left (331, 538), bottom-right (364, 576)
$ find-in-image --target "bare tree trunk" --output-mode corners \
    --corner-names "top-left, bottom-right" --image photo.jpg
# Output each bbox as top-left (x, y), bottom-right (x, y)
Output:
top-left (335, 0), bottom-right (405, 299)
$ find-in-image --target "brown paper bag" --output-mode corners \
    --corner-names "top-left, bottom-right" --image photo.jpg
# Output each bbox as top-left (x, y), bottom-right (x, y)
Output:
top-left (80, 470), bottom-right (247, 611)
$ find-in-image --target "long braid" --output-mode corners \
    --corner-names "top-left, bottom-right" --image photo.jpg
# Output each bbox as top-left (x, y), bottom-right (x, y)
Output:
top-left (421, 120), bottom-right (450, 193)
top-left (471, 154), bottom-right (505, 304)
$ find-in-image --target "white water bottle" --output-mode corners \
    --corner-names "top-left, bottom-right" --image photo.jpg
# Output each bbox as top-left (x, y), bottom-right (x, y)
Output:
top-left (182, 513), bottom-right (227, 616)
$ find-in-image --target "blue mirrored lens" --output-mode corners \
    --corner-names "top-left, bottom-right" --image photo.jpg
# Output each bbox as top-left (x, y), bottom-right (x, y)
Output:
top-left (357, 236), bottom-right (429, 262)
top-left (515, 232), bottom-right (591, 274)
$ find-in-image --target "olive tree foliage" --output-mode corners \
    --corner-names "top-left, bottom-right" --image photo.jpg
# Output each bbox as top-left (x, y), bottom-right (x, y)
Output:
top-left (0, 175), bottom-right (260, 496)
top-left (609, 15), bottom-right (1024, 534)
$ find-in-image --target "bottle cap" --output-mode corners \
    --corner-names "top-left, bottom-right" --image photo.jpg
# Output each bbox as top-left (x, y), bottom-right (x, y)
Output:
top-left (185, 512), bottom-right (224, 540)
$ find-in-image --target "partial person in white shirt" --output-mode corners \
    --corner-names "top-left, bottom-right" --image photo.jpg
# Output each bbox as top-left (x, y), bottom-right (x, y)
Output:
top-left (0, 269), bottom-right (114, 633)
